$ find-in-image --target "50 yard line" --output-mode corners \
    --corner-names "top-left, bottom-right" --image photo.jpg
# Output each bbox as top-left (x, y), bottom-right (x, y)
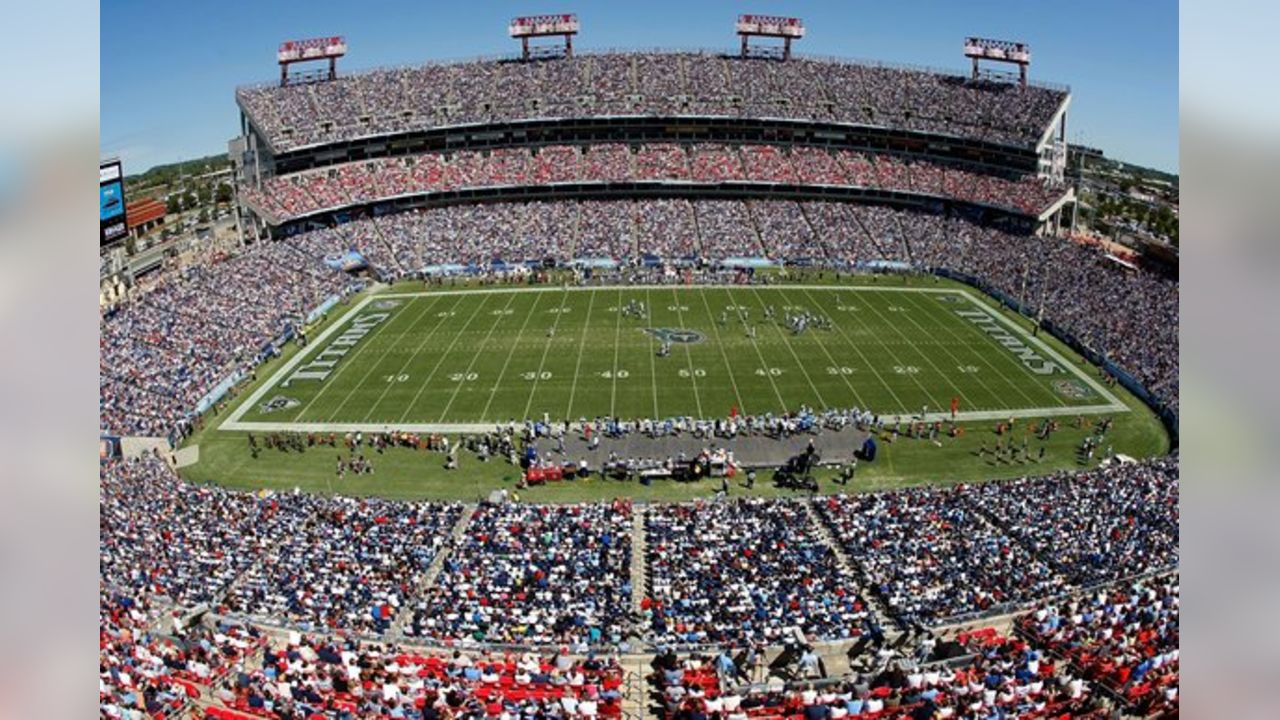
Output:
top-left (696, 286), bottom-right (745, 414)
top-left (669, 287), bottom-right (704, 418)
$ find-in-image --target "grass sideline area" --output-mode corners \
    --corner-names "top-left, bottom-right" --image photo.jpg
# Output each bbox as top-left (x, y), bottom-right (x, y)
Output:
top-left (179, 272), bottom-right (1170, 503)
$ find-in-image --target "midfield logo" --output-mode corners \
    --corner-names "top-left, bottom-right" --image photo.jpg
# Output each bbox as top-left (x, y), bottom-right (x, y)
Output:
top-left (642, 328), bottom-right (705, 344)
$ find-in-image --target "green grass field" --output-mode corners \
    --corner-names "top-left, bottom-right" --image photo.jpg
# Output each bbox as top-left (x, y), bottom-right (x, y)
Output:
top-left (224, 282), bottom-right (1123, 431)
top-left (179, 275), bottom-right (1169, 503)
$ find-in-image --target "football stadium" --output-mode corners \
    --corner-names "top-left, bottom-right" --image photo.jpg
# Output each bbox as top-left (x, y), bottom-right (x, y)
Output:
top-left (99, 11), bottom-right (1179, 720)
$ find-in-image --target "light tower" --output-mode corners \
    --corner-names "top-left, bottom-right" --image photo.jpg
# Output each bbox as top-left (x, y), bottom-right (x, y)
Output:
top-left (736, 14), bottom-right (805, 60)
top-left (277, 36), bottom-right (347, 87)
top-left (963, 37), bottom-right (1031, 87)
top-left (508, 14), bottom-right (580, 60)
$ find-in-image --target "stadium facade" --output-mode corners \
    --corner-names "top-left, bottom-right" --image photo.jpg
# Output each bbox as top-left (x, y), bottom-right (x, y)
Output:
top-left (228, 50), bottom-right (1075, 244)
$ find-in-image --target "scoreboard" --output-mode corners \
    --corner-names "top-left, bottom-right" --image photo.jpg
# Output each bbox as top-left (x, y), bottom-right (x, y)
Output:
top-left (100, 160), bottom-right (128, 246)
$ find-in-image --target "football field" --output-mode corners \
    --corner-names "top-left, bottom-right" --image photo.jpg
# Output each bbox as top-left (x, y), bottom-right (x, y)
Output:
top-left (222, 283), bottom-right (1126, 432)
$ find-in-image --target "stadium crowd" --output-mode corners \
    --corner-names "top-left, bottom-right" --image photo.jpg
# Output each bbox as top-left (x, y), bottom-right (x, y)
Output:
top-left (404, 501), bottom-right (634, 647)
top-left (219, 497), bottom-right (463, 636)
top-left (239, 143), bottom-right (1065, 224)
top-left (644, 498), bottom-right (872, 646)
top-left (101, 451), bottom-right (1177, 642)
top-left (236, 52), bottom-right (1067, 152)
top-left (99, 196), bottom-right (1178, 441)
top-left (815, 456), bottom-right (1179, 626)
top-left (653, 629), bottom-right (1106, 720)
top-left (99, 241), bottom-right (352, 438)
top-left (816, 486), bottom-right (1068, 627)
top-left (1018, 575), bottom-right (1179, 716)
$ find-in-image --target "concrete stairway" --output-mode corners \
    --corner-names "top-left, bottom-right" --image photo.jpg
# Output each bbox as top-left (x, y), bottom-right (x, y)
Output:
top-left (389, 503), bottom-right (477, 637)
top-left (629, 507), bottom-right (648, 615)
top-left (802, 500), bottom-right (896, 628)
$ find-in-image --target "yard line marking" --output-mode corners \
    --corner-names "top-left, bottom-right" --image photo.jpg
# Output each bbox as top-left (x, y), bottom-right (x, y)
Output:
top-left (520, 289), bottom-right (571, 422)
top-left (396, 293), bottom-right (492, 423)
top-left (358, 293), bottom-right (466, 423)
top-left (855, 292), bottom-right (966, 412)
top-left (479, 291), bottom-right (544, 421)
top-left (221, 283), bottom-right (1130, 434)
top-left (437, 292), bottom-right (520, 422)
top-left (696, 286), bottom-right (745, 414)
top-left (777, 288), bottom-right (866, 408)
top-left (898, 290), bottom-right (1051, 409)
top-left (645, 287), bottom-right (660, 418)
top-left (565, 289), bottom-right (596, 419)
top-left (747, 285), bottom-right (826, 409)
top-left (669, 287), bottom-right (704, 418)
top-left (799, 286), bottom-right (907, 413)
top-left (610, 288), bottom-right (623, 417)
top-left (729, 287), bottom-right (788, 412)
top-left (314, 295), bottom-right (441, 422)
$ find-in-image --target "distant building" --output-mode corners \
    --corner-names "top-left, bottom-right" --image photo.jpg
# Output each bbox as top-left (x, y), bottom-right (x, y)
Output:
top-left (126, 197), bottom-right (167, 238)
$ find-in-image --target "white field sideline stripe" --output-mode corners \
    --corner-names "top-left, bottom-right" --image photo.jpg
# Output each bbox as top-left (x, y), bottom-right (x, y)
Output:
top-left (217, 404), bottom-right (1132, 435)
top-left (372, 284), bottom-right (966, 301)
top-left (220, 284), bottom-right (1128, 434)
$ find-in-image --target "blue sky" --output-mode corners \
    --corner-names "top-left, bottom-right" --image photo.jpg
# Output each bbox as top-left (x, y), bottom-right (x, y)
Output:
top-left (101, 1), bottom-right (1178, 173)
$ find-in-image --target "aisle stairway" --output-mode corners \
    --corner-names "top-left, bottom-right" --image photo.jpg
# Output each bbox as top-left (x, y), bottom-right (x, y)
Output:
top-left (388, 503), bottom-right (477, 637)
top-left (802, 500), bottom-right (896, 629)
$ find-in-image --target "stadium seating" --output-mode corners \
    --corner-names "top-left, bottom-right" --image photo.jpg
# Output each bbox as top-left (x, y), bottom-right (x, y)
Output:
top-left (240, 143), bottom-right (1068, 224)
top-left (236, 53), bottom-right (1068, 153)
